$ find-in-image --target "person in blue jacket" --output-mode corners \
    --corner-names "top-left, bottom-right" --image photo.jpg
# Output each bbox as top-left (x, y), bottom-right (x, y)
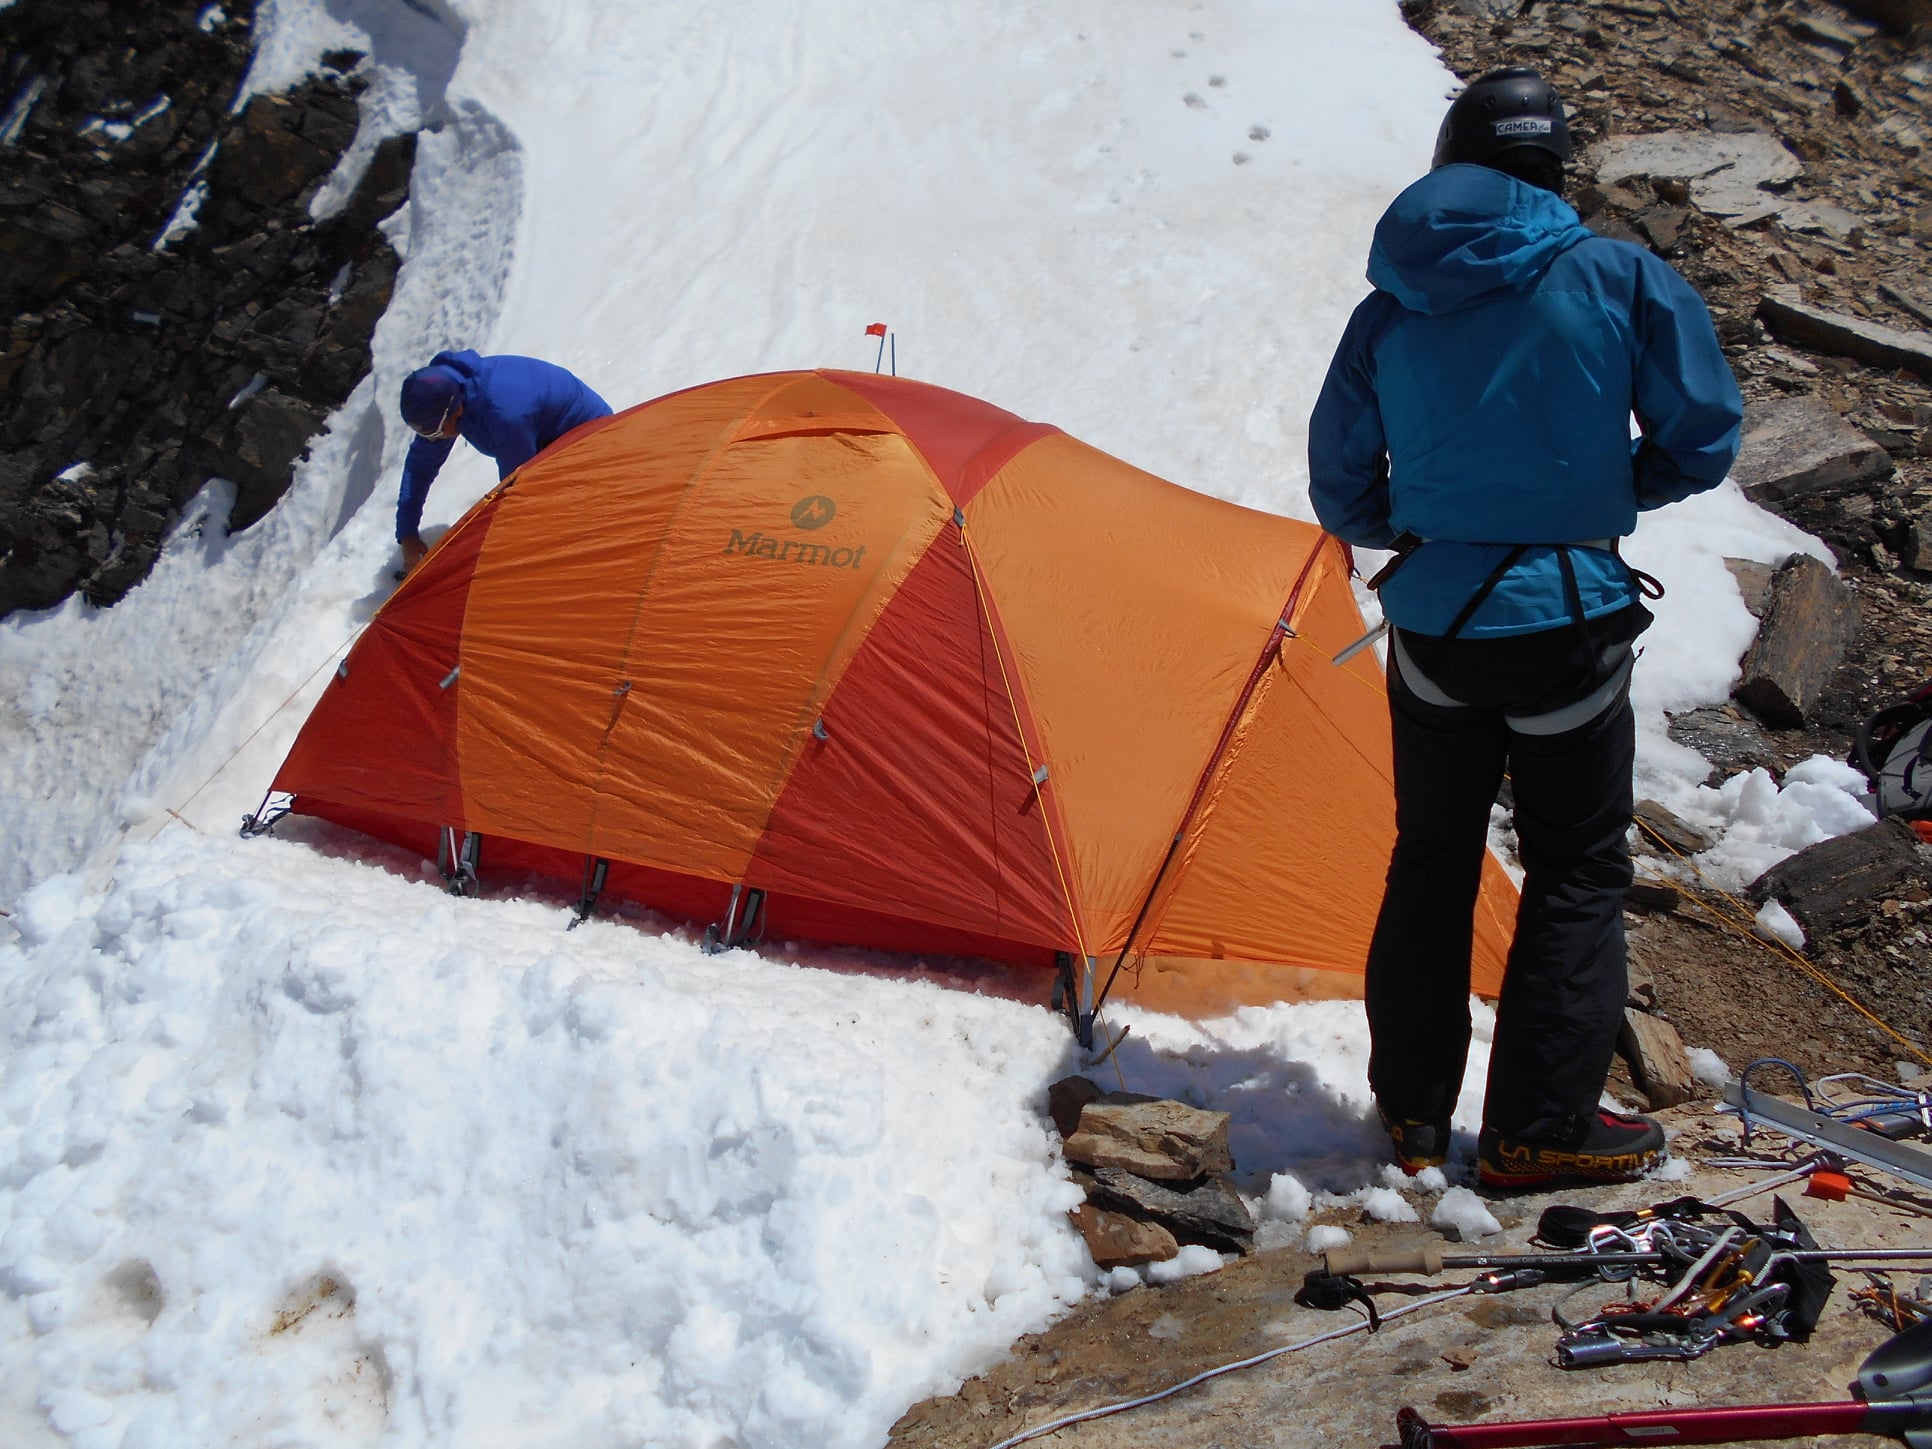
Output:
top-left (395, 350), bottom-right (613, 571)
top-left (1307, 68), bottom-right (1742, 1190)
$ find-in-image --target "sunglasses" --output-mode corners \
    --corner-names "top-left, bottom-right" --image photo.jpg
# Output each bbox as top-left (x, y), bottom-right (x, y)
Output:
top-left (413, 402), bottom-right (460, 438)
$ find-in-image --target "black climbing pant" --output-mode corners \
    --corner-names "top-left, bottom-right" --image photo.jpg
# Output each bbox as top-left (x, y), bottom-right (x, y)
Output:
top-left (1365, 606), bottom-right (1645, 1145)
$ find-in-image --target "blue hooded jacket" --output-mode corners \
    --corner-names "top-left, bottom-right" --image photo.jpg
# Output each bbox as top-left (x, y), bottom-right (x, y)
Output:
top-left (396, 350), bottom-right (613, 541)
top-left (1308, 165), bottom-right (1743, 637)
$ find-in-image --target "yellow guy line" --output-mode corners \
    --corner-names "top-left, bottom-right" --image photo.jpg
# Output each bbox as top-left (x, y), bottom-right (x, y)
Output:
top-left (168, 623), bottom-right (368, 831)
top-left (1635, 818), bottom-right (1932, 1068)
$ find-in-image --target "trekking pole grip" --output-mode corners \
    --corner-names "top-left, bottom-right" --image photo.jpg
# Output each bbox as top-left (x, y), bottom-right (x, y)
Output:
top-left (1324, 1244), bottom-right (1445, 1277)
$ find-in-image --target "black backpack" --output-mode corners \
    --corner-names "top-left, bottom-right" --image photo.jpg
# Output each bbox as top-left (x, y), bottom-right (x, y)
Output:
top-left (1853, 678), bottom-right (1932, 822)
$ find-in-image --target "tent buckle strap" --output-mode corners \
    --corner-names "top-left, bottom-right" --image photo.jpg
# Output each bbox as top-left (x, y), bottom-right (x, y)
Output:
top-left (239, 790), bottom-right (293, 838)
top-left (704, 884), bottom-right (767, 954)
top-left (568, 856), bottom-right (609, 930)
top-left (437, 828), bottom-right (482, 897)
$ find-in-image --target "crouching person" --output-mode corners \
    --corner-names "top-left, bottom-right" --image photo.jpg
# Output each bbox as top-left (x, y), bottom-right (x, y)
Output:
top-left (395, 350), bottom-right (613, 572)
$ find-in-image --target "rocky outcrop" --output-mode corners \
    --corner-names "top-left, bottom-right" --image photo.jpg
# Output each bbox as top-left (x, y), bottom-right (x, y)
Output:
top-left (1049, 1076), bottom-right (1256, 1264)
top-left (0, 1), bottom-right (412, 615)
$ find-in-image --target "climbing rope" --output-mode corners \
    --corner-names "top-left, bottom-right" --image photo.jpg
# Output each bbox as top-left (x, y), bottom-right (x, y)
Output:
top-left (1632, 817), bottom-right (1932, 1068)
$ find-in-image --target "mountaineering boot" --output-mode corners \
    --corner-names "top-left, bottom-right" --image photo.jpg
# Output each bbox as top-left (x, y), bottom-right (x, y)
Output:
top-left (1477, 1110), bottom-right (1665, 1191)
top-left (1378, 1104), bottom-right (1452, 1176)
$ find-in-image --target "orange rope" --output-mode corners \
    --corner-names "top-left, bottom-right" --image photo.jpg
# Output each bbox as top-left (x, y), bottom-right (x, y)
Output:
top-left (1634, 818), bottom-right (1931, 1067)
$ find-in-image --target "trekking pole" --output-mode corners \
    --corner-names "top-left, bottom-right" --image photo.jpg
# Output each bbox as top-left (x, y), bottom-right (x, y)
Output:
top-left (1393, 1316), bottom-right (1932, 1448)
top-left (1327, 1243), bottom-right (1932, 1281)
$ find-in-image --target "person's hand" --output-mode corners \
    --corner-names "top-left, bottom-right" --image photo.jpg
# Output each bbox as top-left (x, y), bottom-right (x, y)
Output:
top-left (400, 535), bottom-right (428, 572)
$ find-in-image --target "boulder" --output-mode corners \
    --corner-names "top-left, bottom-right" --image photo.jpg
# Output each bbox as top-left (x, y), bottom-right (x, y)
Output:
top-left (1082, 1167), bottom-right (1256, 1255)
top-left (1725, 557), bottom-right (1776, 616)
top-left (200, 388), bottom-right (329, 530)
top-left (1070, 1203), bottom-right (1178, 1269)
top-left (1063, 1095), bottom-right (1233, 1182)
top-left (1749, 819), bottom-right (1932, 932)
top-left (1733, 554), bottom-right (1860, 728)
top-left (207, 90), bottom-right (358, 218)
top-left (1730, 396), bottom-right (1894, 506)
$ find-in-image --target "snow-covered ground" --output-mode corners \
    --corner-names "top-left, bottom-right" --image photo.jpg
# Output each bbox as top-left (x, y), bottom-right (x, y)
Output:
top-left (0, 1), bottom-right (1883, 1444)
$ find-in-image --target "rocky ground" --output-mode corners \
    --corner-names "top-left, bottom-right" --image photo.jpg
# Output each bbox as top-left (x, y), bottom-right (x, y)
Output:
top-left (894, 0), bottom-right (1932, 1442)
top-left (891, 1113), bottom-right (1931, 1448)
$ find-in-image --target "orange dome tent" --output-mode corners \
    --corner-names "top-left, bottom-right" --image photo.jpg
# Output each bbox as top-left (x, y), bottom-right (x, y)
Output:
top-left (258, 370), bottom-right (1517, 1028)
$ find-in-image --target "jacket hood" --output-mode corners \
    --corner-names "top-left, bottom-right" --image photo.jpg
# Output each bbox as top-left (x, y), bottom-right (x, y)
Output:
top-left (1367, 164), bottom-right (1594, 315)
top-left (427, 348), bottom-right (485, 382)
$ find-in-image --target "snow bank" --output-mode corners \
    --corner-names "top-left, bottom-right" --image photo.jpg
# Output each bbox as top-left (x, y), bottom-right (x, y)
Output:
top-left (0, 835), bottom-right (1090, 1446)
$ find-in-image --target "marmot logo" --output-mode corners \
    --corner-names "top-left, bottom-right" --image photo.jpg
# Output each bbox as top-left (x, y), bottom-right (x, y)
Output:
top-left (791, 495), bottom-right (837, 530)
top-left (1493, 117), bottom-right (1553, 137)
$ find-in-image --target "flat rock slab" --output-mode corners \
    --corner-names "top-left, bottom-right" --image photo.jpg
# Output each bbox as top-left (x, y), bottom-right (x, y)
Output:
top-left (1633, 798), bottom-right (1712, 855)
top-left (1749, 818), bottom-right (1932, 932)
top-left (1594, 130), bottom-right (1802, 217)
top-left (1733, 554), bottom-right (1860, 727)
top-left (1619, 1008), bottom-right (1700, 1110)
top-left (1759, 294), bottom-right (1932, 379)
top-left (1083, 1167), bottom-right (1256, 1255)
top-left (1065, 1097), bottom-right (1234, 1182)
top-left (1071, 1203), bottom-right (1178, 1269)
top-left (1665, 704), bottom-right (1784, 779)
top-left (1731, 395), bottom-right (1894, 505)
top-left (1880, 278), bottom-right (1932, 329)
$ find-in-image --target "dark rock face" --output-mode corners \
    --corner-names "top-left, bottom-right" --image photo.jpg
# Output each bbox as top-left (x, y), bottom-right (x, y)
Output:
top-left (0, 0), bottom-right (413, 616)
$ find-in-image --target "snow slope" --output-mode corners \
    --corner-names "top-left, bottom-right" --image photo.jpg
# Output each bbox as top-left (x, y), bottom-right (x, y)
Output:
top-left (0, 1), bottom-right (1880, 1445)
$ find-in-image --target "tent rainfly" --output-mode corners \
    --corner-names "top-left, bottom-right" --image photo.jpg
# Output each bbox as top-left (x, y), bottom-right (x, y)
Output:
top-left (256, 370), bottom-right (1516, 1037)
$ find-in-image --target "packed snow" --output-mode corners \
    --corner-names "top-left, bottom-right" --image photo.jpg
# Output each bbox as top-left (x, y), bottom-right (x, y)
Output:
top-left (0, 0), bottom-right (1889, 1444)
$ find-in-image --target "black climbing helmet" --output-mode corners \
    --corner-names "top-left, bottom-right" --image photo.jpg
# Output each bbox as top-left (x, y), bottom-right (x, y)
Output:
top-left (1432, 66), bottom-right (1571, 170)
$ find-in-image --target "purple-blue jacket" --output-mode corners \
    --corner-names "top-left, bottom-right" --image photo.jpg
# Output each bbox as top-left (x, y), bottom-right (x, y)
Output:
top-left (396, 350), bottom-right (612, 540)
